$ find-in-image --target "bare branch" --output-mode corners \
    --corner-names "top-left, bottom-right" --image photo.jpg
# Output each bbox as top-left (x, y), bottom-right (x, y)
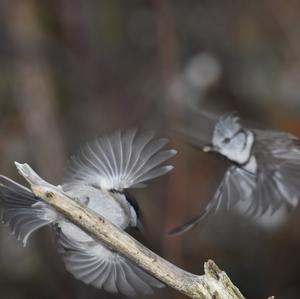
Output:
top-left (15, 162), bottom-right (245, 299)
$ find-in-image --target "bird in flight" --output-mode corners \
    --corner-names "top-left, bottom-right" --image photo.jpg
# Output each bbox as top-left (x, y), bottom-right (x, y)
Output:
top-left (170, 113), bottom-right (300, 235)
top-left (0, 129), bottom-right (176, 296)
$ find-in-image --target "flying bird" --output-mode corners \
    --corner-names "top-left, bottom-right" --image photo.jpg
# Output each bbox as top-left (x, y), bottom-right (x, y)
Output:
top-left (170, 113), bottom-right (300, 235)
top-left (0, 129), bottom-right (176, 296)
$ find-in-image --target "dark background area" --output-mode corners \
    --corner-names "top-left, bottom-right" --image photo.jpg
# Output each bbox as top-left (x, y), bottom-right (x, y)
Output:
top-left (1, 1), bottom-right (300, 298)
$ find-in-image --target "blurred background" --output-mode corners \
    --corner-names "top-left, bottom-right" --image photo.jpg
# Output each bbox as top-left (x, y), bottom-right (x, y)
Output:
top-left (1, 0), bottom-right (300, 298)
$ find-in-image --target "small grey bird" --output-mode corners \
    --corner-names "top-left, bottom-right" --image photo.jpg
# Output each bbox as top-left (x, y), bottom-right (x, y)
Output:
top-left (0, 129), bottom-right (176, 296)
top-left (170, 113), bottom-right (300, 235)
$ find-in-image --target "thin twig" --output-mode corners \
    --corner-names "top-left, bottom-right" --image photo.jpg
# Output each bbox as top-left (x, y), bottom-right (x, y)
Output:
top-left (15, 162), bottom-right (245, 299)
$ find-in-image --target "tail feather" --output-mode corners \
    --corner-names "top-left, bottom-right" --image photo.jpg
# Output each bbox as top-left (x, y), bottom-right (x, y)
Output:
top-left (0, 175), bottom-right (56, 246)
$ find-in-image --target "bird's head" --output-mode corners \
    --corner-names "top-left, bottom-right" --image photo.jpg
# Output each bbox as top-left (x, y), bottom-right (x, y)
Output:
top-left (203, 114), bottom-right (255, 165)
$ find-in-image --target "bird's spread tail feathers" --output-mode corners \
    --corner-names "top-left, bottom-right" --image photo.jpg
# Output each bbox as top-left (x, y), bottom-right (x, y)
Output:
top-left (0, 175), bottom-right (57, 246)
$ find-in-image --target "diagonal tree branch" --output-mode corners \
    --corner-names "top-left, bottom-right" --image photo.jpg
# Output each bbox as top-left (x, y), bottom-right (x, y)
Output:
top-left (15, 162), bottom-right (245, 299)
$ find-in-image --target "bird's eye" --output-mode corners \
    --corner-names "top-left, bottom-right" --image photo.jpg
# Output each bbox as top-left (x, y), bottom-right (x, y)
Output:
top-left (223, 137), bottom-right (231, 144)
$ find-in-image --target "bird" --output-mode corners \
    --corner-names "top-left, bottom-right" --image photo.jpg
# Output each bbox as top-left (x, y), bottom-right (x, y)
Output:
top-left (169, 113), bottom-right (300, 235)
top-left (0, 129), bottom-right (177, 296)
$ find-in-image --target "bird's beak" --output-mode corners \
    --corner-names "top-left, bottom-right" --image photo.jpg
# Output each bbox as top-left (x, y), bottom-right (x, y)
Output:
top-left (202, 145), bottom-right (213, 152)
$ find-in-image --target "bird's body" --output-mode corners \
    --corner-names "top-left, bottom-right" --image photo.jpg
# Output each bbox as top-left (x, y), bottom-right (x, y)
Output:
top-left (0, 129), bottom-right (176, 296)
top-left (170, 114), bottom-right (300, 235)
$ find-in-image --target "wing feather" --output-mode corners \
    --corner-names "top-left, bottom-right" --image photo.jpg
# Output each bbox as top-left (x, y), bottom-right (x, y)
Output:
top-left (254, 130), bottom-right (300, 210)
top-left (127, 138), bottom-right (169, 178)
top-left (57, 232), bottom-right (163, 296)
top-left (169, 166), bottom-right (254, 235)
top-left (122, 129), bottom-right (137, 176)
top-left (115, 263), bottom-right (136, 297)
top-left (124, 131), bottom-right (156, 179)
top-left (63, 130), bottom-right (176, 191)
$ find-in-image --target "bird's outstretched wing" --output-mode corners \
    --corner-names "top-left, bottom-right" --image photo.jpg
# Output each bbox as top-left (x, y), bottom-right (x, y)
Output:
top-left (63, 130), bottom-right (176, 191)
top-left (57, 232), bottom-right (164, 297)
top-left (0, 175), bottom-right (57, 245)
top-left (252, 129), bottom-right (300, 211)
top-left (169, 165), bottom-right (251, 235)
top-left (170, 131), bottom-right (300, 236)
